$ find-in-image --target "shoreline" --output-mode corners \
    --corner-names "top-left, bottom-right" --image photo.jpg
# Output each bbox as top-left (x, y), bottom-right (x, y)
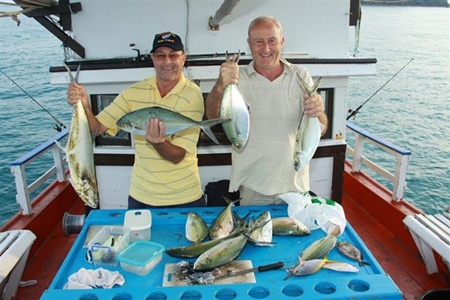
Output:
top-left (362, 0), bottom-right (449, 7)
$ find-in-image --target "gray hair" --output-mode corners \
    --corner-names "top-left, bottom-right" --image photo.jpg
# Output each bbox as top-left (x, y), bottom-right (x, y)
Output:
top-left (248, 15), bottom-right (283, 37)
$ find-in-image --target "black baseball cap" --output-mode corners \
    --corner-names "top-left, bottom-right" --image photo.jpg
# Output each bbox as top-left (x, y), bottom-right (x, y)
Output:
top-left (151, 32), bottom-right (184, 53)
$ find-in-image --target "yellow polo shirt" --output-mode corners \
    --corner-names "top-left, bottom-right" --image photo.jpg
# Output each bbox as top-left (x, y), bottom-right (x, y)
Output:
top-left (97, 74), bottom-right (204, 206)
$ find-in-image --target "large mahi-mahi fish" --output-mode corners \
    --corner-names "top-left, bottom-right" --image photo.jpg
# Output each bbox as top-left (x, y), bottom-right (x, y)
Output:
top-left (57, 64), bottom-right (99, 208)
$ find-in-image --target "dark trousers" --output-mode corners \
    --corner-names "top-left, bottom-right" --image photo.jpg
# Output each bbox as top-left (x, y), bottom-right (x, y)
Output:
top-left (128, 195), bottom-right (206, 209)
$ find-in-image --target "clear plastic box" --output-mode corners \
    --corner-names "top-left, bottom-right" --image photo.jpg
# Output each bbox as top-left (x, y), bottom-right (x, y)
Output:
top-left (117, 241), bottom-right (164, 276)
top-left (87, 226), bottom-right (130, 266)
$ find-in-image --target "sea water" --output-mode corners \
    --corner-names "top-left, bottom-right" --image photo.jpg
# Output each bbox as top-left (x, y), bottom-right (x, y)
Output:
top-left (346, 6), bottom-right (449, 214)
top-left (0, 6), bottom-right (449, 225)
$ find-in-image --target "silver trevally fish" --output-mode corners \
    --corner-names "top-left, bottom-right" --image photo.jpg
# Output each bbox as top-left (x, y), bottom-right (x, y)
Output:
top-left (208, 198), bottom-right (237, 240)
top-left (248, 211), bottom-right (273, 246)
top-left (337, 241), bottom-right (370, 266)
top-left (56, 64), bottom-right (99, 208)
top-left (220, 52), bottom-right (250, 149)
top-left (185, 212), bottom-right (209, 244)
top-left (193, 233), bottom-right (248, 271)
top-left (272, 217), bottom-right (310, 236)
top-left (116, 107), bottom-right (227, 144)
top-left (294, 76), bottom-right (322, 172)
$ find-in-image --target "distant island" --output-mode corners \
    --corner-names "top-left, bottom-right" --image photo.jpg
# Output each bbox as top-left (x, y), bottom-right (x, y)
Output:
top-left (362, 0), bottom-right (449, 7)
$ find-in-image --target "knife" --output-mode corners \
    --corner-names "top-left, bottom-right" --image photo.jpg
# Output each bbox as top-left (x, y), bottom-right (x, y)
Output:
top-left (214, 261), bottom-right (284, 281)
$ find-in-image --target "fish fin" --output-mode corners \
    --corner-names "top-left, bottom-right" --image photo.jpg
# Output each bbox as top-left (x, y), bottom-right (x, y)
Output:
top-left (90, 127), bottom-right (98, 145)
top-left (223, 196), bottom-right (240, 206)
top-left (200, 118), bottom-right (229, 144)
top-left (359, 261), bottom-right (371, 267)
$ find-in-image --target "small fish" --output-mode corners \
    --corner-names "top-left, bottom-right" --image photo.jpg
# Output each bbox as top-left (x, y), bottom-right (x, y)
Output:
top-left (323, 261), bottom-right (359, 273)
top-left (293, 76), bottom-right (322, 172)
top-left (116, 106), bottom-right (227, 144)
top-left (56, 64), bottom-right (99, 208)
top-left (209, 198), bottom-right (237, 240)
top-left (284, 256), bottom-right (331, 279)
top-left (185, 212), bottom-right (208, 244)
top-left (247, 211), bottom-right (274, 246)
top-left (272, 217), bottom-right (310, 236)
top-left (300, 234), bottom-right (337, 262)
top-left (193, 234), bottom-right (248, 271)
top-left (220, 51), bottom-right (250, 149)
top-left (337, 241), bottom-right (370, 266)
top-left (165, 230), bottom-right (242, 258)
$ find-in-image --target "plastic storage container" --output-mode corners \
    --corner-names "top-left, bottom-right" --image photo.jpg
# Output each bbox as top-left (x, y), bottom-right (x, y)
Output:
top-left (117, 241), bottom-right (164, 276)
top-left (124, 210), bottom-right (152, 242)
top-left (87, 226), bottom-right (130, 266)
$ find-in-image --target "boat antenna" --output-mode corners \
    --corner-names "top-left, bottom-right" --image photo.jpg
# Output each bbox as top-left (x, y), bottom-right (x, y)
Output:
top-left (347, 58), bottom-right (414, 120)
top-left (0, 69), bottom-right (66, 132)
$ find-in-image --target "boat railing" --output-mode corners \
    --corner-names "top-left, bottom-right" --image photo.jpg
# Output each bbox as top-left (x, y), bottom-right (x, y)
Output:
top-left (346, 122), bottom-right (411, 201)
top-left (9, 123), bottom-right (411, 214)
top-left (10, 130), bottom-right (68, 215)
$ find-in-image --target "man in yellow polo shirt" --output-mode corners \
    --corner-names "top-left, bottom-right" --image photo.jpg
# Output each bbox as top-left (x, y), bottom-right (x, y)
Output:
top-left (67, 32), bottom-right (206, 208)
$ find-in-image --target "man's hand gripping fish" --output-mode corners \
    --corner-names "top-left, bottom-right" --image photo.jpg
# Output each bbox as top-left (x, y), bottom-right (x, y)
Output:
top-left (293, 76), bottom-right (323, 172)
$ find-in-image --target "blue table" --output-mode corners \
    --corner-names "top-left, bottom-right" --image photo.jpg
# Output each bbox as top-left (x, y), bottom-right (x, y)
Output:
top-left (42, 206), bottom-right (402, 299)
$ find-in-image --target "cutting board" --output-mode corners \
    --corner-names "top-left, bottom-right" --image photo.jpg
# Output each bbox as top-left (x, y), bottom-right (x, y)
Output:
top-left (163, 260), bottom-right (256, 286)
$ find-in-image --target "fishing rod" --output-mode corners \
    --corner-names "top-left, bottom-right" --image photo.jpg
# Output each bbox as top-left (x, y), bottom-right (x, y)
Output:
top-left (347, 58), bottom-right (414, 120)
top-left (0, 69), bottom-right (66, 132)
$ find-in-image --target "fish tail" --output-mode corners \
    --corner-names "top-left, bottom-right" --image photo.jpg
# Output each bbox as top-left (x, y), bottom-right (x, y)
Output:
top-left (200, 118), bottom-right (229, 144)
top-left (359, 261), bottom-right (371, 267)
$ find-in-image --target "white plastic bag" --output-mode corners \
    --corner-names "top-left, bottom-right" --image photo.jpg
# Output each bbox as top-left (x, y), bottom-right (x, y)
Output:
top-left (279, 192), bottom-right (346, 235)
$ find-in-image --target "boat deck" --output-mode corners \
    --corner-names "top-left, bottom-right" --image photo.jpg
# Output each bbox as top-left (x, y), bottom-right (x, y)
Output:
top-left (344, 195), bottom-right (450, 299)
top-left (4, 170), bottom-right (450, 300)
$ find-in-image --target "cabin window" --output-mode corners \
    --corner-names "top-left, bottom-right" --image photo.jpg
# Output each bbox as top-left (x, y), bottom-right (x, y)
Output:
top-left (318, 88), bottom-right (333, 140)
top-left (91, 94), bottom-right (132, 146)
top-left (90, 88), bottom-right (333, 147)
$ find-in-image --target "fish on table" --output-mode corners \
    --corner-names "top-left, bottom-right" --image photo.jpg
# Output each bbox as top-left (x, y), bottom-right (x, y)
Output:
top-left (208, 198), bottom-right (238, 240)
top-left (185, 212), bottom-right (208, 244)
top-left (116, 106), bottom-right (227, 144)
top-left (337, 241), bottom-right (371, 266)
top-left (300, 234), bottom-right (337, 262)
top-left (284, 256), bottom-right (332, 279)
top-left (165, 230), bottom-right (243, 258)
top-left (220, 51), bottom-right (250, 149)
top-left (293, 76), bottom-right (323, 172)
top-left (271, 217), bottom-right (310, 236)
top-left (193, 233), bottom-right (248, 272)
top-left (56, 64), bottom-right (99, 209)
top-left (247, 211), bottom-right (274, 246)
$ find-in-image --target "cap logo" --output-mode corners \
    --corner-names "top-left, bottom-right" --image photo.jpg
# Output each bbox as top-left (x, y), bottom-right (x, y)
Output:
top-left (161, 32), bottom-right (172, 40)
